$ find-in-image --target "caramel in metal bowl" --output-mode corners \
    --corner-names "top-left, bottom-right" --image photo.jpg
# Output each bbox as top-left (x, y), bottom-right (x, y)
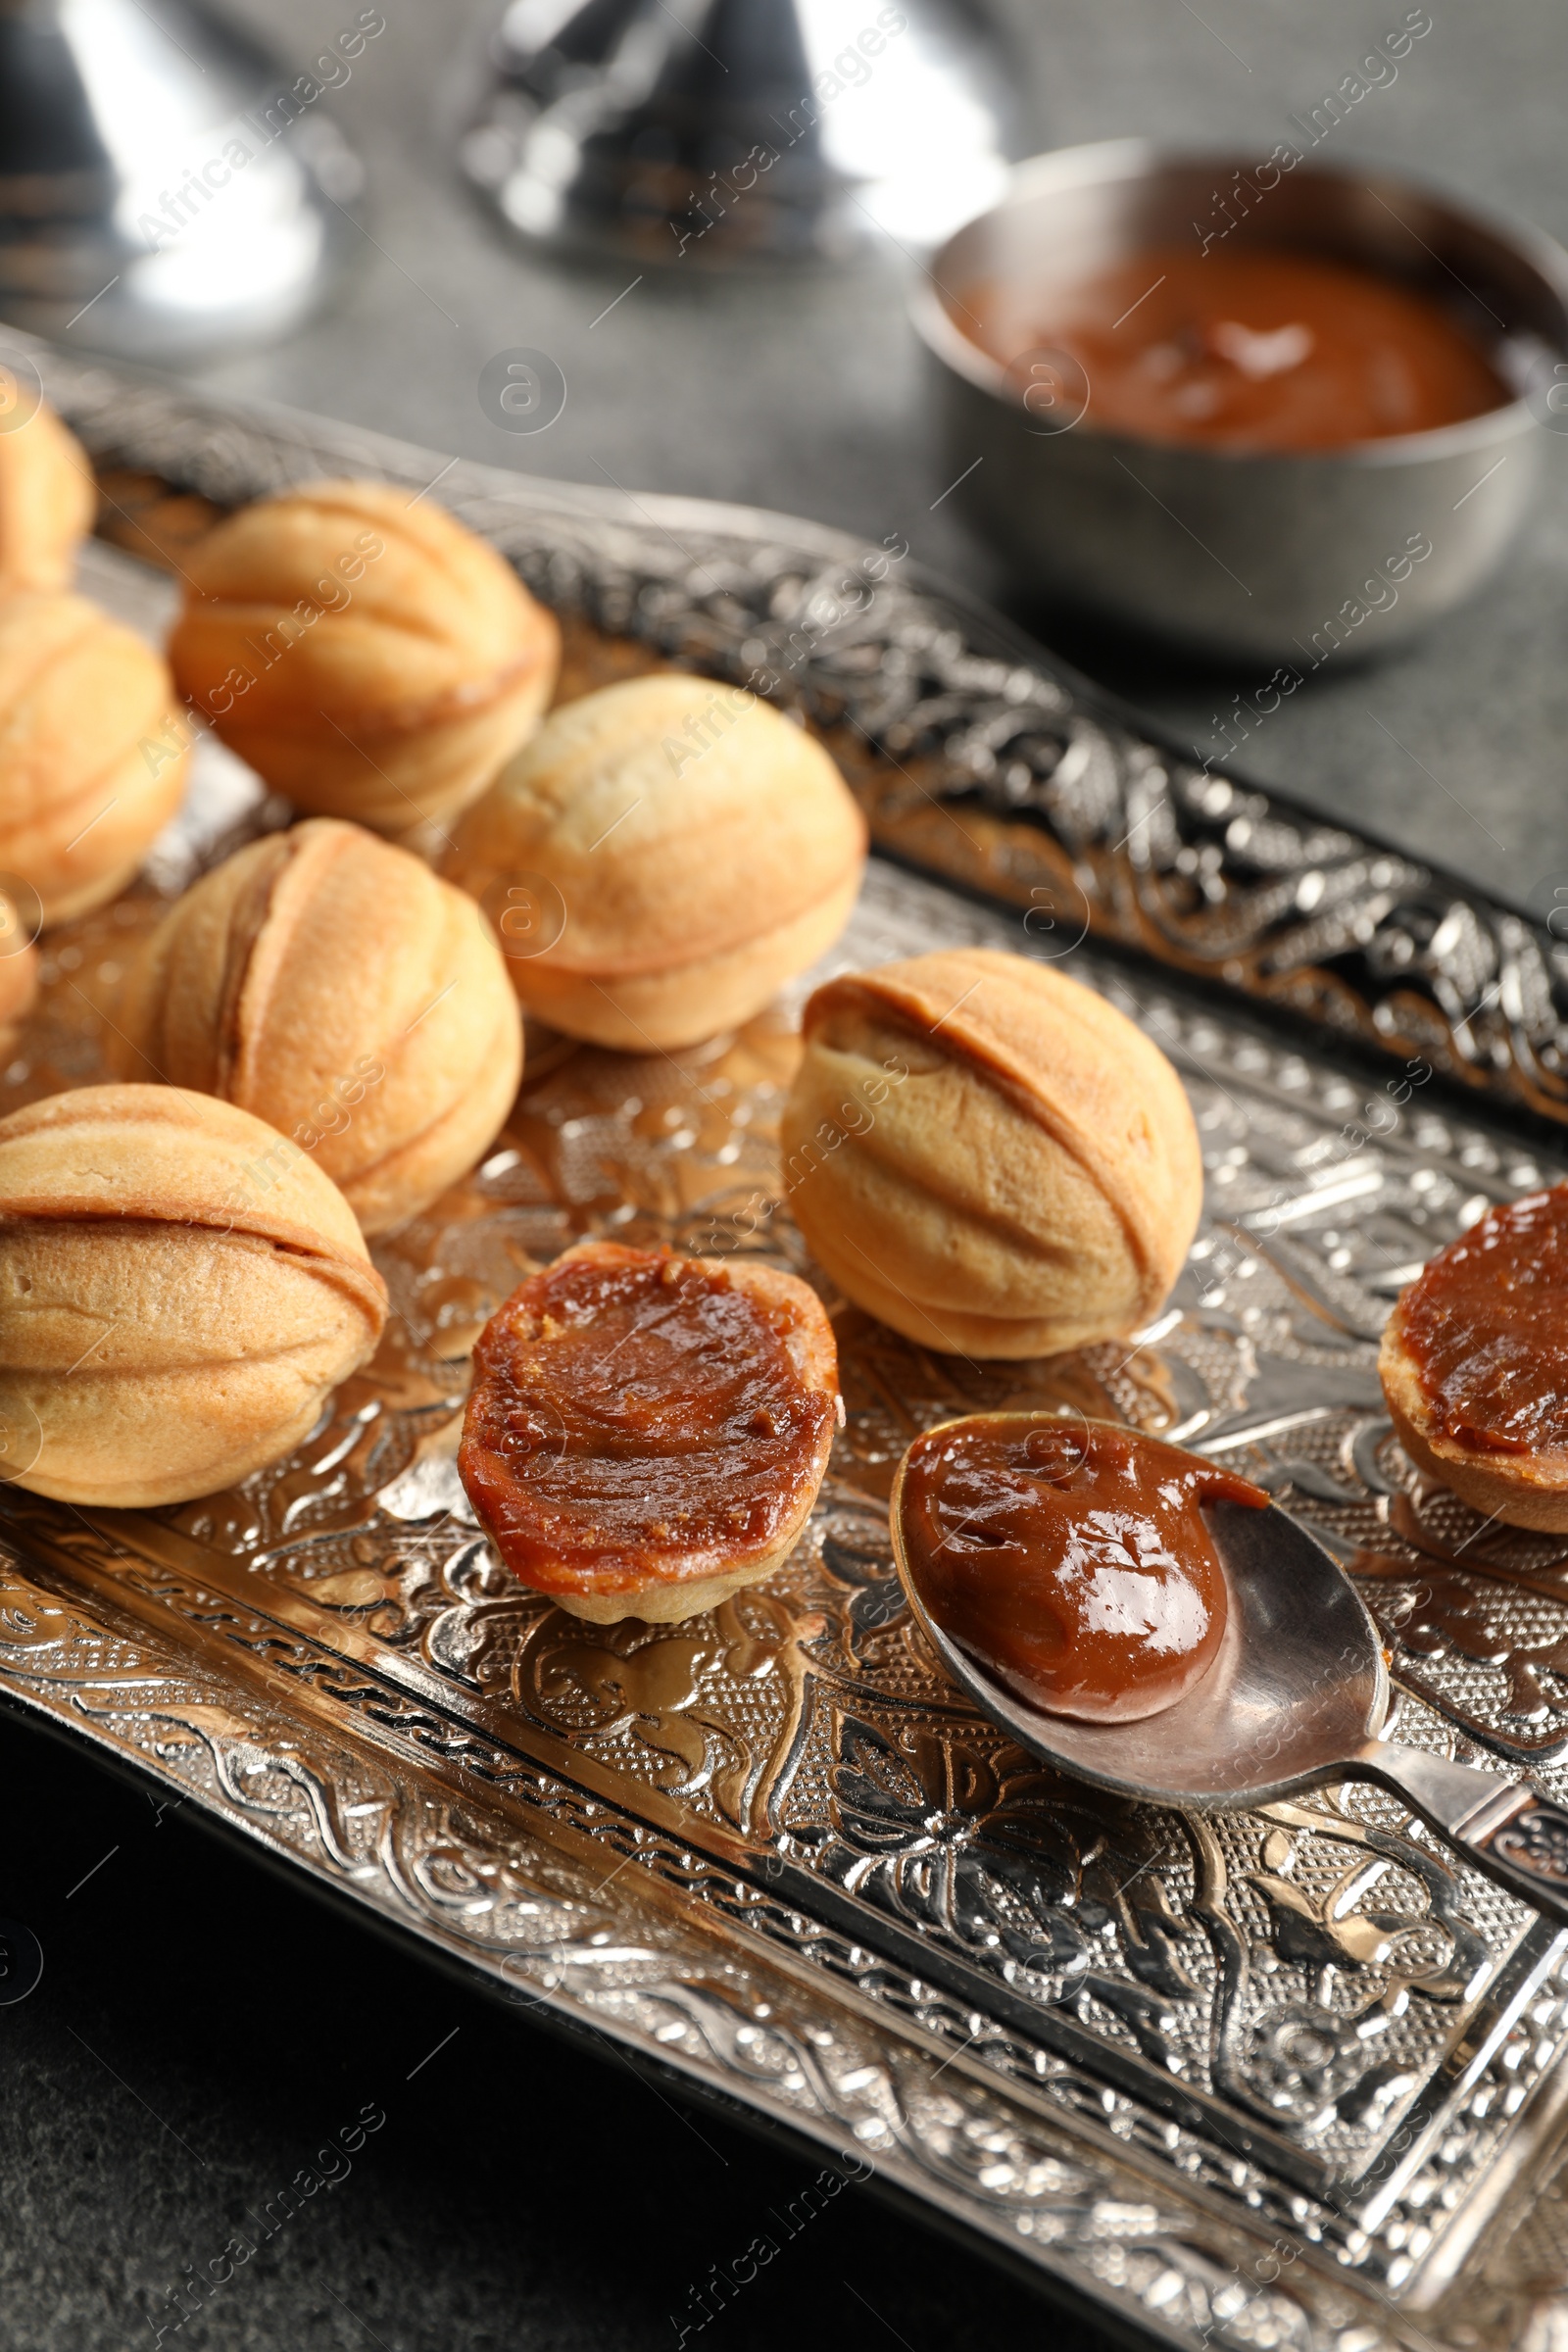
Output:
top-left (914, 141), bottom-right (1568, 659)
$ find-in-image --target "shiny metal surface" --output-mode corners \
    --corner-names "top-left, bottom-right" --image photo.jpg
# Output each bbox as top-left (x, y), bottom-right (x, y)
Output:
top-left (913, 140), bottom-right (1568, 660)
top-left (458, 0), bottom-right (1014, 266)
top-left (894, 1419), bottom-right (1568, 1927)
top-left (891, 1419), bottom-right (1390, 1808)
top-left (7, 355), bottom-right (1568, 2344)
top-left (22, 321), bottom-right (1568, 1137)
top-left (0, 0), bottom-right (361, 360)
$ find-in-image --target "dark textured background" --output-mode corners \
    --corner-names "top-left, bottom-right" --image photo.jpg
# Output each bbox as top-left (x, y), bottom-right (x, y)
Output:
top-left (0, 1706), bottom-right (1066, 2352)
top-left (5, 3), bottom-right (1566, 2345)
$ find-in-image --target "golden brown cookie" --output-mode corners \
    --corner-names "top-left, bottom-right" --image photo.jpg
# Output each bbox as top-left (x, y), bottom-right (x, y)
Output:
top-left (0, 401), bottom-right (95, 593)
top-left (782, 948), bottom-right (1203, 1358)
top-left (445, 673), bottom-right (866, 1050)
top-left (108, 817), bottom-right (524, 1236)
top-left (169, 478), bottom-right (561, 831)
top-left (0, 1085), bottom-right (387, 1506)
top-left (460, 1240), bottom-right (840, 1622)
top-left (0, 883), bottom-right (38, 1037)
top-left (0, 590), bottom-right (189, 924)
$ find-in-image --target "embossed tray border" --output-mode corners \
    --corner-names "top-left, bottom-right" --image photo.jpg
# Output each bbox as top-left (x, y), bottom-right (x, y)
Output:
top-left (0, 332), bottom-right (1565, 2350)
top-left (0, 1528), bottom-right (1402, 2352)
top-left (8, 323), bottom-right (1566, 1145)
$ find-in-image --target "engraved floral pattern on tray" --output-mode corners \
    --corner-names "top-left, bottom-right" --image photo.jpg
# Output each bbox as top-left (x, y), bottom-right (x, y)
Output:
top-left (0, 342), bottom-right (1567, 2346)
top-left (15, 322), bottom-right (1568, 1139)
top-left (9, 849), bottom-right (1568, 2334)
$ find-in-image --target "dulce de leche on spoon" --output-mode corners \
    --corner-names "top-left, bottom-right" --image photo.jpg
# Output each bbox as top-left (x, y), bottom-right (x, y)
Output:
top-left (892, 1411), bottom-right (1568, 1930)
top-left (894, 1413), bottom-right (1269, 1724)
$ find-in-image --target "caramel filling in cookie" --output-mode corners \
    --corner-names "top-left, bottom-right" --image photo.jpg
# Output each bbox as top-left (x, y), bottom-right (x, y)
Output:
top-left (462, 1244), bottom-right (836, 1603)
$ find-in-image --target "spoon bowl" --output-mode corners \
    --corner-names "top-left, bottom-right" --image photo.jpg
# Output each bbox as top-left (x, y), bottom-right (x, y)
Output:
top-left (892, 1413), bottom-right (1568, 1923)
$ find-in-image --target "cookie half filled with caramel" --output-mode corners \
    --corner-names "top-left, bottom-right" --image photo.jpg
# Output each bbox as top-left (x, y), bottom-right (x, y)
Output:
top-left (895, 1413), bottom-right (1267, 1723)
top-left (460, 1241), bottom-right (840, 1623)
top-left (1381, 1185), bottom-right (1568, 1531)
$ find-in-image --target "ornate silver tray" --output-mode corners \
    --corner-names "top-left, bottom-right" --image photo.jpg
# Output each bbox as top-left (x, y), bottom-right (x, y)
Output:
top-left (3, 332), bottom-right (1568, 2352)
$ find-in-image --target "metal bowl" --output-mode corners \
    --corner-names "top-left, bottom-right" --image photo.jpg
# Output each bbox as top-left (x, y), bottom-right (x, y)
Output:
top-left (912, 140), bottom-right (1568, 662)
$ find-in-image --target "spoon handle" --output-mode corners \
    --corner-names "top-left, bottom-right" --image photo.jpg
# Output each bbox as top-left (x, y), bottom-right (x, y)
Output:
top-left (1352, 1740), bottom-right (1568, 1924)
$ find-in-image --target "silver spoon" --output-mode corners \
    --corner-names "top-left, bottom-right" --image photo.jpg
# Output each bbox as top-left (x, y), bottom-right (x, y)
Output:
top-left (890, 1414), bottom-right (1568, 1926)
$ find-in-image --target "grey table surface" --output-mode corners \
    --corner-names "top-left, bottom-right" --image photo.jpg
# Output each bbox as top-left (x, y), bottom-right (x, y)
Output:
top-left (189, 0), bottom-right (1568, 919)
top-left (6, 4), bottom-right (1568, 2348)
